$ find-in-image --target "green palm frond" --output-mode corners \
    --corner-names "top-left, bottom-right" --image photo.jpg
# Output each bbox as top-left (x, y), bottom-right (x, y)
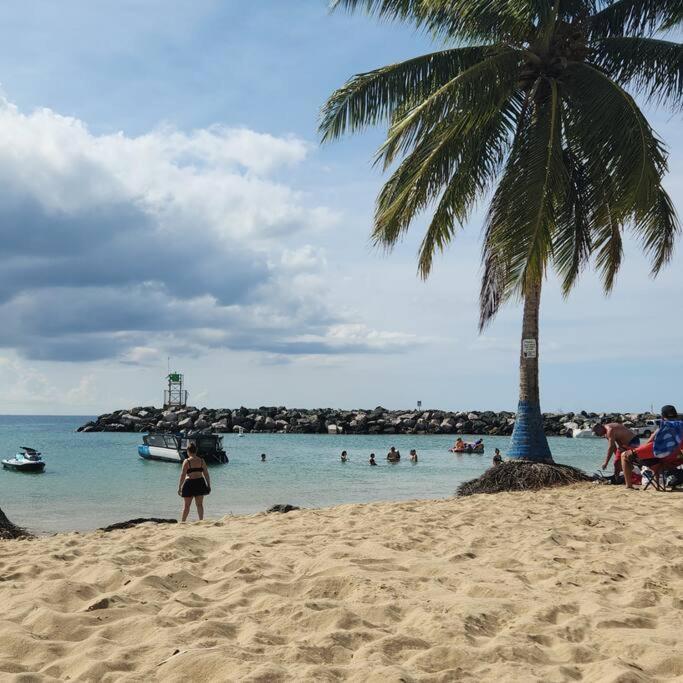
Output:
top-left (591, 0), bottom-right (683, 37)
top-left (319, 47), bottom-right (494, 142)
top-left (375, 48), bottom-right (522, 169)
top-left (372, 90), bottom-right (519, 253)
top-left (592, 37), bottom-right (683, 107)
top-left (330, 0), bottom-right (554, 42)
top-left (592, 203), bottom-right (624, 292)
top-left (561, 61), bottom-right (677, 290)
top-left (484, 80), bottom-right (567, 302)
top-left (635, 184), bottom-right (680, 275)
top-left (415, 94), bottom-right (525, 277)
top-left (561, 62), bottom-right (668, 218)
top-left (552, 147), bottom-right (593, 295)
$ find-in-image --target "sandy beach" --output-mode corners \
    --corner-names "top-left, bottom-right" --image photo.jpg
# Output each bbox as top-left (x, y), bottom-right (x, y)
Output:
top-left (1, 486), bottom-right (682, 682)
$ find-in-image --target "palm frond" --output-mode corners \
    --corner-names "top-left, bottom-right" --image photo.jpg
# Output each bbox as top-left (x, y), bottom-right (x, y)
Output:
top-left (561, 62), bottom-right (668, 218)
top-left (592, 198), bottom-right (624, 292)
top-left (371, 90), bottom-right (520, 255)
top-left (376, 48), bottom-right (522, 169)
top-left (552, 147), bottom-right (593, 295)
top-left (590, 0), bottom-right (683, 37)
top-left (483, 79), bottom-right (567, 311)
top-left (319, 47), bottom-right (494, 142)
top-left (415, 94), bottom-right (525, 278)
top-left (561, 62), bottom-right (679, 289)
top-left (591, 37), bottom-right (683, 108)
top-left (634, 183), bottom-right (680, 276)
top-left (330, 0), bottom-right (556, 42)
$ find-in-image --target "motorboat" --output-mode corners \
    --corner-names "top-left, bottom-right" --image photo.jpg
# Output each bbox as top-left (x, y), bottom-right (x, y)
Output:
top-left (138, 434), bottom-right (228, 464)
top-left (2, 446), bottom-right (46, 473)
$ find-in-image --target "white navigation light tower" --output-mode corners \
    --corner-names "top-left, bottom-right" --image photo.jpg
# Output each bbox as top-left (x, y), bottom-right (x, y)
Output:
top-left (164, 371), bottom-right (188, 408)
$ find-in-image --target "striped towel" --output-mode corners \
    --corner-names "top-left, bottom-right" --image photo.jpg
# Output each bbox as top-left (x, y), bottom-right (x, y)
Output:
top-left (653, 420), bottom-right (683, 457)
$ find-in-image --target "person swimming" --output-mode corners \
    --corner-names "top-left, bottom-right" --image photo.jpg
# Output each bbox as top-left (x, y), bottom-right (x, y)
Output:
top-left (261, 453), bottom-right (266, 462)
top-left (493, 448), bottom-right (503, 466)
top-left (409, 449), bottom-right (418, 463)
top-left (341, 450), bottom-right (348, 462)
top-left (387, 446), bottom-right (400, 462)
top-left (369, 453), bottom-right (377, 466)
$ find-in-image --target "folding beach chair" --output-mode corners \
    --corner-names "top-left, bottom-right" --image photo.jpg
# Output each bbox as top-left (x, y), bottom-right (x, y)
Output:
top-left (641, 458), bottom-right (683, 491)
top-left (642, 467), bottom-right (664, 491)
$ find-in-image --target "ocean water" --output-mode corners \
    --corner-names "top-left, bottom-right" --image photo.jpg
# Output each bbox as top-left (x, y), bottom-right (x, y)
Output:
top-left (0, 415), bottom-right (608, 534)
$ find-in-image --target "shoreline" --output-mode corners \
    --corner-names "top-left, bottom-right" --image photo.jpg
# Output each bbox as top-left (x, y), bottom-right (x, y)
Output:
top-left (2, 486), bottom-right (681, 681)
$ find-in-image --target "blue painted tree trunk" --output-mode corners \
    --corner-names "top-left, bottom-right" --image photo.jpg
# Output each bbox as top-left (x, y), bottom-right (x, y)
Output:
top-left (507, 278), bottom-right (554, 462)
top-left (507, 400), bottom-right (553, 461)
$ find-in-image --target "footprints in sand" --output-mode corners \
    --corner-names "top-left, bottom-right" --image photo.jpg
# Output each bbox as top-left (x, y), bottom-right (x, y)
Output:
top-left (0, 489), bottom-right (681, 681)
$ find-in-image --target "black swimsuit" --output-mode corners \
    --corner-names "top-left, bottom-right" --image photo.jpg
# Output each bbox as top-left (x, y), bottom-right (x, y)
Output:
top-left (181, 462), bottom-right (210, 497)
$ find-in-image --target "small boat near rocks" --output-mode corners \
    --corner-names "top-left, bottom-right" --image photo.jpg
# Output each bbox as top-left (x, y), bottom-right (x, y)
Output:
top-left (2, 447), bottom-right (46, 473)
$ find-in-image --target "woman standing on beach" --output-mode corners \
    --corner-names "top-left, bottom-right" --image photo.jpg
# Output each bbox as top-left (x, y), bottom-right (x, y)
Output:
top-left (178, 442), bottom-right (211, 521)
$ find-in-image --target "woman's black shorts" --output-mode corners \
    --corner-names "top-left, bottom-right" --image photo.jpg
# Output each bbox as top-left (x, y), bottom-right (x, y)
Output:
top-left (181, 477), bottom-right (210, 497)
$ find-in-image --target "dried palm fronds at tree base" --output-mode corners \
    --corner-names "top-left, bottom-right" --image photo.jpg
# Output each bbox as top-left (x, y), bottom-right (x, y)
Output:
top-left (457, 460), bottom-right (591, 497)
top-left (0, 506), bottom-right (33, 540)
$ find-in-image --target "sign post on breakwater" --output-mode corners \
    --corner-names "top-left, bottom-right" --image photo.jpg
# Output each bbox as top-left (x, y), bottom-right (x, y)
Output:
top-left (164, 371), bottom-right (188, 408)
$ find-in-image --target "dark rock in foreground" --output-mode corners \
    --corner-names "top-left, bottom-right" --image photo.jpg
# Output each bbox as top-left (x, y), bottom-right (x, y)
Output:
top-left (100, 518), bottom-right (178, 532)
top-left (77, 405), bottom-right (656, 438)
top-left (266, 504), bottom-right (300, 514)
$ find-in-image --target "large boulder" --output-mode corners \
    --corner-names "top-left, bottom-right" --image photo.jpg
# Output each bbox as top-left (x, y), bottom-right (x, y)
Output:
top-left (211, 418), bottom-right (230, 432)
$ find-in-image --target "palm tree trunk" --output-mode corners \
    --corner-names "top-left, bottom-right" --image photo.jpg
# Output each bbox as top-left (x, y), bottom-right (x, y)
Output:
top-left (507, 277), bottom-right (553, 462)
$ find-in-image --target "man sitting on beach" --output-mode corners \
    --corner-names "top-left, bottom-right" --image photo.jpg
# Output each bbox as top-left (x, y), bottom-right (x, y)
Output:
top-left (593, 422), bottom-right (640, 478)
top-left (620, 405), bottom-right (683, 489)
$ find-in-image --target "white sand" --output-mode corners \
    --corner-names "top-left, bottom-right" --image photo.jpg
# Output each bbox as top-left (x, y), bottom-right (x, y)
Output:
top-left (1, 485), bottom-right (682, 682)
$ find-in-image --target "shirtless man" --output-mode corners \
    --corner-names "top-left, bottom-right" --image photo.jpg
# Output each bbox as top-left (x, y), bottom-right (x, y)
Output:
top-left (592, 422), bottom-right (639, 477)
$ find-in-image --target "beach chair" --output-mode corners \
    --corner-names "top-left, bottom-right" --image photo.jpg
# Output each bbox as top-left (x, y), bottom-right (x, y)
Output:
top-left (641, 458), bottom-right (683, 491)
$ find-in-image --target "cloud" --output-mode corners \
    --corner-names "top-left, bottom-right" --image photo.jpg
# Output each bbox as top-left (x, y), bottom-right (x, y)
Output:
top-left (0, 356), bottom-right (95, 407)
top-left (0, 98), bottom-right (417, 361)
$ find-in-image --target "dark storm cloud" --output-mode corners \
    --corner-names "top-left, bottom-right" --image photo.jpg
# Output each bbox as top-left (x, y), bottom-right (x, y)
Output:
top-left (0, 194), bottom-right (269, 306)
top-left (0, 102), bottom-right (415, 362)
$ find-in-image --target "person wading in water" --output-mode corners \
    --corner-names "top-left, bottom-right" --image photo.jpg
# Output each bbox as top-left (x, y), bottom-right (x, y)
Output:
top-left (178, 442), bottom-right (211, 521)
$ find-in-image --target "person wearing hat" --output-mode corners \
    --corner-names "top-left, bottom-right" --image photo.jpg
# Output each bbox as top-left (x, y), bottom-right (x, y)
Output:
top-left (620, 405), bottom-right (683, 489)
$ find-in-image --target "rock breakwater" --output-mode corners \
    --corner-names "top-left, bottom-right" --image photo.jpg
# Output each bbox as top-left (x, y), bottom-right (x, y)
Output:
top-left (77, 406), bottom-right (656, 437)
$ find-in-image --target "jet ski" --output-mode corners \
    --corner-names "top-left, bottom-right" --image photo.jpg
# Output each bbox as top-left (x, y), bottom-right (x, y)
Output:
top-left (2, 446), bottom-right (46, 472)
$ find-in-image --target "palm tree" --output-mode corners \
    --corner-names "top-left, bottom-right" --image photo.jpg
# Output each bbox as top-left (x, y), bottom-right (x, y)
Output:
top-left (321, 0), bottom-right (681, 462)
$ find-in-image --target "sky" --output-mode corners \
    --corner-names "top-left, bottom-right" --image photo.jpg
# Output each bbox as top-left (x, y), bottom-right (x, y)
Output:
top-left (0, 1), bottom-right (680, 415)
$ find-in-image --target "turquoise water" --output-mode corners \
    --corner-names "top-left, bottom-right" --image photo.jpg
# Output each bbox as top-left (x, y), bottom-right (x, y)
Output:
top-left (0, 416), bottom-right (607, 534)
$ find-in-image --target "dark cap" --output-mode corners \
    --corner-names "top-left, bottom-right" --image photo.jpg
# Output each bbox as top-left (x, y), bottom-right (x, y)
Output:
top-left (661, 405), bottom-right (678, 419)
